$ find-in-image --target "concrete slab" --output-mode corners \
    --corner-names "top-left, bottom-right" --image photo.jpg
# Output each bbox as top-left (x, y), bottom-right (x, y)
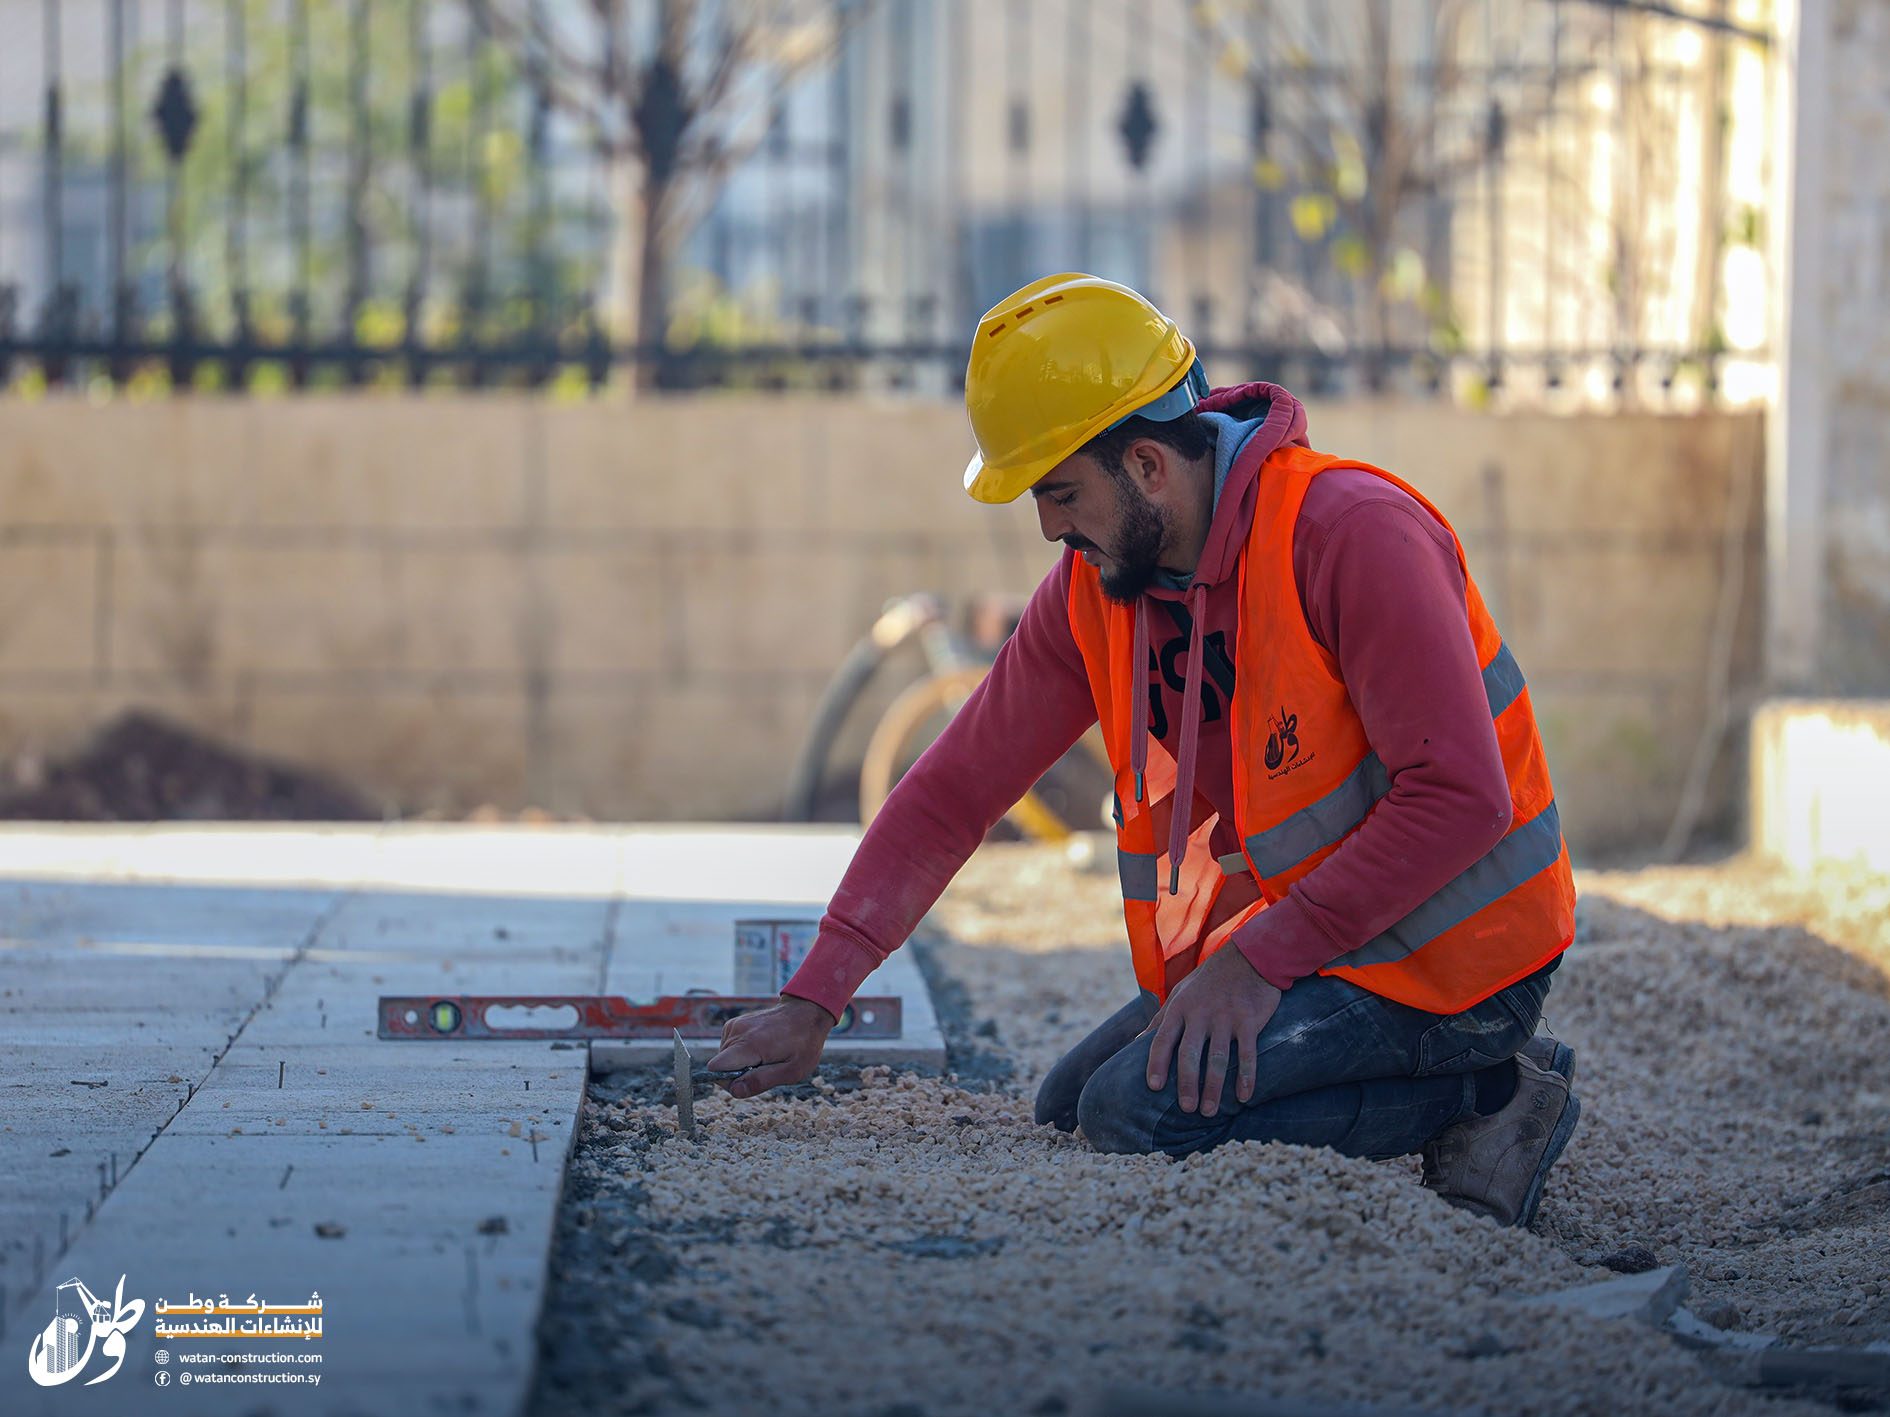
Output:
top-left (318, 889), bottom-right (619, 954)
top-left (25, 1136), bottom-right (558, 1417)
top-left (0, 873), bottom-right (333, 1381)
top-left (165, 1052), bottom-right (585, 1139)
top-left (1526, 1266), bottom-right (1691, 1326)
top-left (0, 824), bottom-right (390, 887)
top-left (591, 831), bottom-right (945, 1072)
top-left (0, 823), bottom-right (941, 1416)
top-left (0, 879), bottom-right (343, 946)
top-left (0, 831), bottom-right (600, 1416)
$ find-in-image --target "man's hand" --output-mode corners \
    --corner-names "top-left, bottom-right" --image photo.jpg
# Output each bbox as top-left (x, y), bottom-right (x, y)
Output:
top-left (1144, 944), bottom-right (1282, 1117)
top-left (707, 994), bottom-right (836, 1099)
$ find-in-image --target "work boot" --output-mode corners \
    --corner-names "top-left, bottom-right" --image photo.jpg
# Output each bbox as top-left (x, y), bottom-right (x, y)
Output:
top-left (1420, 1054), bottom-right (1582, 1228)
top-left (1519, 1020), bottom-right (1575, 1083)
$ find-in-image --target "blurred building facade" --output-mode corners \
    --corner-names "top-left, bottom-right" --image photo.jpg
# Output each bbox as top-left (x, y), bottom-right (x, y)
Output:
top-left (0, 0), bottom-right (1775, 405)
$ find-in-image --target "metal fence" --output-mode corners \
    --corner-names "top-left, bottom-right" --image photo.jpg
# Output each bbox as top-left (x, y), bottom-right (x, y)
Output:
top-left (0, 0), bottom-right (1775, 400)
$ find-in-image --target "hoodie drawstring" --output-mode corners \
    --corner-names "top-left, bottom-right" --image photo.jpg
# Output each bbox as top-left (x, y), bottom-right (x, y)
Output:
top-left (1165, 584), bottom-right (1208, 894)
top-left (1121, 381), bottom-right (1305, 895)
top-left (1129, 600), bottom-right (1149, 805)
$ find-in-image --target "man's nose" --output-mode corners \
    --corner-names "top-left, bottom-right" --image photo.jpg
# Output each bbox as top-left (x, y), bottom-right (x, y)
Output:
top-left (1036, 498), bottom-right (1068, 543)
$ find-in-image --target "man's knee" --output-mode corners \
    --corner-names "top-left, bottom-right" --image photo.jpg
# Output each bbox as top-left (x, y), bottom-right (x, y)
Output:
top-left (1075, 1048), bottom-right (1158, 1155)
top-left (1033, 1062), bottom-right (1080, 1132)
top-left (1033, 993), bottom-right (1159, 1134)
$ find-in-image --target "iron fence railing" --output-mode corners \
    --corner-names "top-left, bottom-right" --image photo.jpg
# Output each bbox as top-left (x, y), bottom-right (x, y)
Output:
top-left (0, 0), bottom-right (1774, 400)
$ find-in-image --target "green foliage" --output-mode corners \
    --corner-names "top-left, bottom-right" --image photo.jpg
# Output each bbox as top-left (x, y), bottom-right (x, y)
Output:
top-left (662, 269), bottom-right (844, 391)
top-left (79, 0), bottom-right (591, 340)
top-left (1331, 235), bottom-right (1371, 279)
top-left (1249, 117), bottom-right (1461, 353)
top-left (1288, 193), bottom-right (1337, 242)
top-left (1383, 248), bottom-right (1426, 302)
top-left (1422, 286), bottom-right (1466, 356)
top-left (1329, 131), bottom-right (1369, 203)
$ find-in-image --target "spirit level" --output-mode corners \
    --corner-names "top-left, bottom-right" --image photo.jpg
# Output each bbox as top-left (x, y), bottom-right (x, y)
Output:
top-left (376, 993), bottom-right (902, 1042)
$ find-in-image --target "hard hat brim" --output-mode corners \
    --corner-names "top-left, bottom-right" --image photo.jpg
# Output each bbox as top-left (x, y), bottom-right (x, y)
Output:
top-left (961, 346), bottom-right (1202, 505)
top-left (963, 447), bottom-right (1065, 505)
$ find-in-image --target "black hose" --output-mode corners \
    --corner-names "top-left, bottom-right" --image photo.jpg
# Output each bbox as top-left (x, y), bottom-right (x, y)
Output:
top-left (781, 632), bottom-right (891, 823)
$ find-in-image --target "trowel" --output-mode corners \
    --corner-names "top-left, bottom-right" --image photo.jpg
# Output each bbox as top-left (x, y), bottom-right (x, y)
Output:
top-left (671, 1028), bottom-right (757, 1139)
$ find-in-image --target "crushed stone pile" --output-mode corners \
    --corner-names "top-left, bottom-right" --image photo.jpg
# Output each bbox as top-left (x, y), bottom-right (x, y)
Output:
top-left (531, 846), bottom-right (1890, 1417)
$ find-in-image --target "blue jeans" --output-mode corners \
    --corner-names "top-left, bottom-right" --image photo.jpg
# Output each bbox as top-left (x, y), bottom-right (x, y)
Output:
top-left (1035, 956), bottom-right (1560, 1160)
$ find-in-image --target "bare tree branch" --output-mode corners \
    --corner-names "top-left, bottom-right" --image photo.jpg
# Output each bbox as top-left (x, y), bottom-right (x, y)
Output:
top-left (595, 0), bottom-right (629, 108)
top-left (660, 26), bottom-right (859, 247)
top-left (483, 2), bottom-right (621, 147)
top-left (694, 11), bottom-right (760, 123)
top-left (467, 0), bottom-right (873, 373)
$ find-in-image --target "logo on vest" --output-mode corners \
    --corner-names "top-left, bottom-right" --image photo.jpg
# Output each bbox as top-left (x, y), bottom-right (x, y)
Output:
top-left (1263, 707), bottom-right (1312, 779)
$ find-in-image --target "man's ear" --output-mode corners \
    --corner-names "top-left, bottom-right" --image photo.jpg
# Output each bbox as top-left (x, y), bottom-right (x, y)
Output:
top-left (1123, 437), bottom-right (1170, 495)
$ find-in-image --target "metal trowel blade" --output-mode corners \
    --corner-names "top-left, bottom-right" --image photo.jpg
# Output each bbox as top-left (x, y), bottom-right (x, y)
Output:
top-left (672, 1028), bottom-right (696, 1138)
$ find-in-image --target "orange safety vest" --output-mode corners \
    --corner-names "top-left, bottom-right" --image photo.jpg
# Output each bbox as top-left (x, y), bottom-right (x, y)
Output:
top-left (1066, 445), bottom-right (1575, 1016)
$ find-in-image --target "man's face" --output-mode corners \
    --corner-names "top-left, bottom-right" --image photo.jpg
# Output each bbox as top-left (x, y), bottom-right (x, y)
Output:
top-left (1031, 452), bottom-right (1171, 604)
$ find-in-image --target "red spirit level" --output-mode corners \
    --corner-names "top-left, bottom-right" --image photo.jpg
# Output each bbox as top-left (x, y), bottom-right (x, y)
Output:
top-left (376, 992), bottom-right (902, 1042)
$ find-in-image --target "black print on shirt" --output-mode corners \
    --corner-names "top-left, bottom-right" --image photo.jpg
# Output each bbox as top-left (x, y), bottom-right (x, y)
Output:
top-left (1146, 630), bottom-right (1232, 744)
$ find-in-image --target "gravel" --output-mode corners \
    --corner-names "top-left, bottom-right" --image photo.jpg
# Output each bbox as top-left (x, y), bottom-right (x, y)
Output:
top-left (529, 843), bottom-right (1890, 1417)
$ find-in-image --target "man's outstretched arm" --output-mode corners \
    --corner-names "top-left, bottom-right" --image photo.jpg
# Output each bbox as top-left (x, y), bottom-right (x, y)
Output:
top-left (710, 554), bottom-right (1099, 1094)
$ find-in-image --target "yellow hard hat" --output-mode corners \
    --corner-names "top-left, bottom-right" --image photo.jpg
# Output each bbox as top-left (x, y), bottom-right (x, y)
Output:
top-left (962, 273), bottom-right (1202, 504)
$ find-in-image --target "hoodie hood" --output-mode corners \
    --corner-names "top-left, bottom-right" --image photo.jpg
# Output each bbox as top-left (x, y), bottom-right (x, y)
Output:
top-left (1128, 380), bottom-right (1310, 894)
top-left (1165, 380), bottom-right (1310, 595)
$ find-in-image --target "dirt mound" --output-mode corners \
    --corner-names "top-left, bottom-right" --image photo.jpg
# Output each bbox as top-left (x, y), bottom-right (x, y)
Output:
top-left (0, 711), bottom-right (380, 821)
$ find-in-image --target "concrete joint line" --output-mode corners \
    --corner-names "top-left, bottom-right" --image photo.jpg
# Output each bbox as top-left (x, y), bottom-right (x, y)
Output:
top-left (63, 889), bottom-right (355, 1260)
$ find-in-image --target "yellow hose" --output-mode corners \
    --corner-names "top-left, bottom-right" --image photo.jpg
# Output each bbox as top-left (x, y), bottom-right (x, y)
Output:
top-left (858, 666), bottom-right (1073, 842)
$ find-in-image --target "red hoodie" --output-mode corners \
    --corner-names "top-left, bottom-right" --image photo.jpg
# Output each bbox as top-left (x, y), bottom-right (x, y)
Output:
top-left (784, 383), bottom-right (1516, 1021)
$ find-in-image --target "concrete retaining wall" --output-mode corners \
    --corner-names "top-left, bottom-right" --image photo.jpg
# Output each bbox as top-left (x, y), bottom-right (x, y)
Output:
top-left (1770, 0), bottom-right (1890, 693)
top-left (1751, 699), bottom-right (1890, 873)
top-left (0, 395), bottom-right (1763, 856)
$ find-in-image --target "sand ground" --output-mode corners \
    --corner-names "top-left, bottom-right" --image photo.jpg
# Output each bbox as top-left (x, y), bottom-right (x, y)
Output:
top-left (530, 845), bottom-right (1890, 1417)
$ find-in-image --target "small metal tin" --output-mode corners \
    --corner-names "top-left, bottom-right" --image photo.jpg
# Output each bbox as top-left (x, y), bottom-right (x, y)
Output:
top-left (732, 919), bottom-right (777, 996)
top-left (772, 920), bottom-right (819, 992)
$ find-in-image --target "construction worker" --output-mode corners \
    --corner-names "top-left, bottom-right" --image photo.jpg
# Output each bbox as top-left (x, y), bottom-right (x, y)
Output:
top-left (711, 274), bottom-right (1581, 1227)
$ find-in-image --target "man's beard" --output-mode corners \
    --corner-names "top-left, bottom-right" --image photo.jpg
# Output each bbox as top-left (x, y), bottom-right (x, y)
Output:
top-left (1093, 468), bottom-right (1170, 604)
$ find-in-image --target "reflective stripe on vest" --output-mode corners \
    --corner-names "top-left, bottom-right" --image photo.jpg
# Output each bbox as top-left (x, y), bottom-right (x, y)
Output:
top-left (1243, 751), bottom-right (1390, 878)
top-left (1117, 848), bottom-right (1160, 903)
top-left (1332, 798), bottom-right (1564, 969)
top-left (1242, 639), bottom-right (1531, 880)
top-left (1482, 642), bottom-right (1526, 720)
